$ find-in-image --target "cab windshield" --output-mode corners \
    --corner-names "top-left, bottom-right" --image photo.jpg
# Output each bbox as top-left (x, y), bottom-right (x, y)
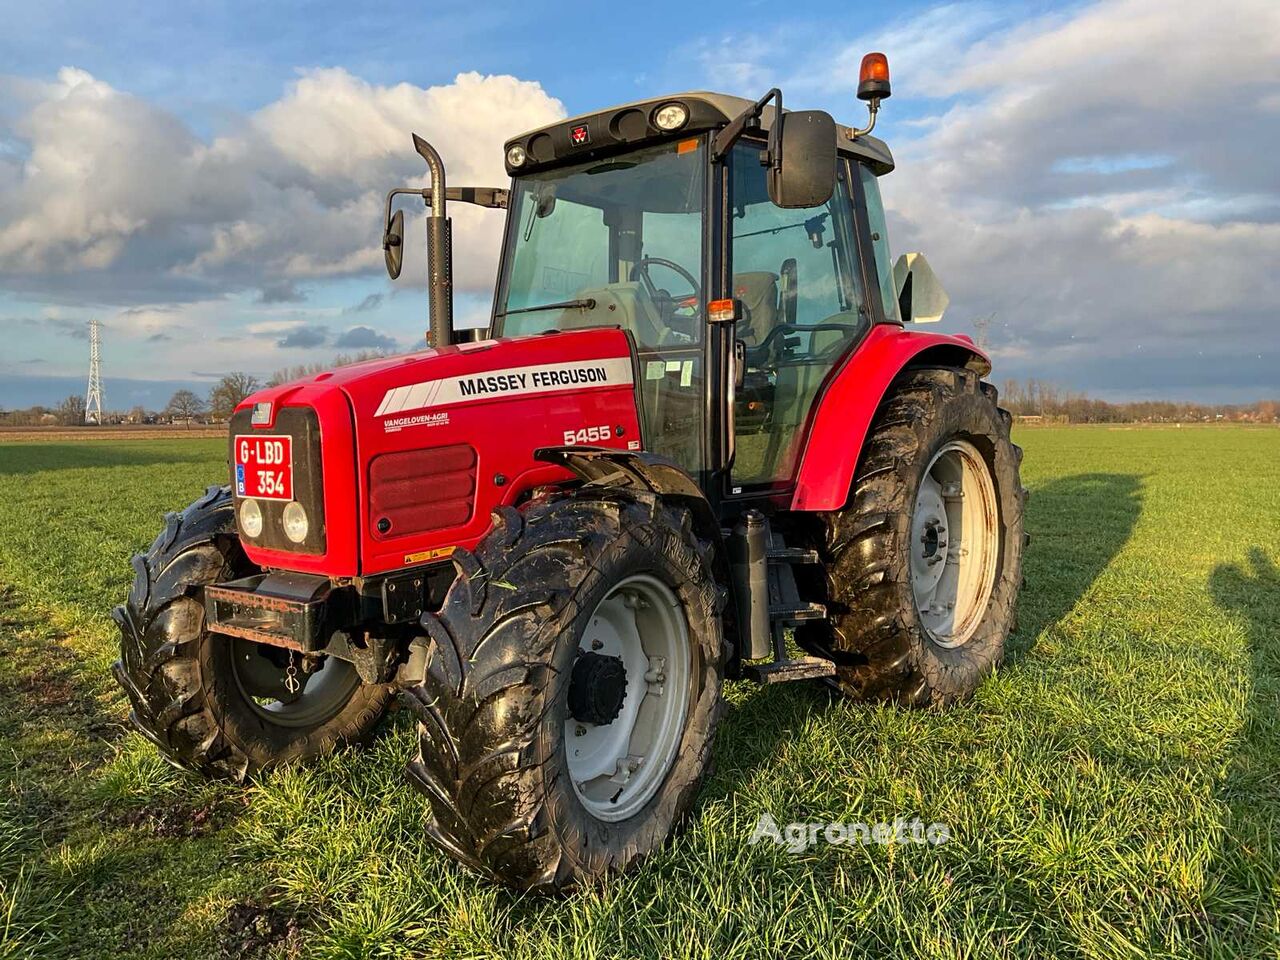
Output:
top-left (496, 140), bottom-right (706, 350)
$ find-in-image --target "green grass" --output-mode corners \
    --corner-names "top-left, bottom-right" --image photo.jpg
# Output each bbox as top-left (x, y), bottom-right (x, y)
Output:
top-left (0, 426), bottom-right (1277, 959)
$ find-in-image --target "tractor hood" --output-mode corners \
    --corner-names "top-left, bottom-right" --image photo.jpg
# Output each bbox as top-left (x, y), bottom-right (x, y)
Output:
top-left (232, 326), bottom-right (643, 578)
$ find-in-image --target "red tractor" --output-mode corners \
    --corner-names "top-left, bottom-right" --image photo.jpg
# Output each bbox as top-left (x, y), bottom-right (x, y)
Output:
top-left (114, 54), bottom-right (1025, 891)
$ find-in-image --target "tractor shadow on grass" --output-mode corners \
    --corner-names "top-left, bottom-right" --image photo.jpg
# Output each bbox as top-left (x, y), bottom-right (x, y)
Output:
top-left (706, 473), bottom-right (1146, 814)
top-left (1005, 471), bottom-right (1144, 665)
top-left (1206, 548), bottom-right (1280, 948)
top-left (706, 473), bottom-right (1145, 812)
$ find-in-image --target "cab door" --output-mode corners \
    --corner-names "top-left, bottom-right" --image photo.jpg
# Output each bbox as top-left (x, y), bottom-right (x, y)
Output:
top-left (726, 143), bottom-right (869, 493)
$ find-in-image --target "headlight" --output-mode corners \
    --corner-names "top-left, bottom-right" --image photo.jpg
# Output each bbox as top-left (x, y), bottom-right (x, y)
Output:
top-left (282, 500), bottom-right (309, 544)
top-left (653, 102), bottom-right (689, 131)
top-left (239, 498), bottom-right (263, 538)
top-left (506, 144), bottom-right (527, 168)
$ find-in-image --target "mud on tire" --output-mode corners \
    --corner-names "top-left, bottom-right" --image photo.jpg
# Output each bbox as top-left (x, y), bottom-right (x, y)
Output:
top-left (112, 485), bottom-right (392, 779)
top-left (403, 494), bottom-right (724, 892)
top-left (799, 367), bottom-right (1027, 706)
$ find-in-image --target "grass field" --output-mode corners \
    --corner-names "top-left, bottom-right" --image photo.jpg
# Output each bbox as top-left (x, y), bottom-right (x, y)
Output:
top-left (0, 426), bottom-right (1277, 959)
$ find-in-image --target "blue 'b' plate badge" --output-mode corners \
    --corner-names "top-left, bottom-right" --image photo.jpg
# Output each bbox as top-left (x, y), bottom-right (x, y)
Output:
top-left (235, 463), bottom-right (246, 495)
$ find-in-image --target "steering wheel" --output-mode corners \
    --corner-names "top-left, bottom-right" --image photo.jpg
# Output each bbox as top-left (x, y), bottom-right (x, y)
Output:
top-left (745, 322), bottom-right (861, 368)
top-left (630, 257), bottom-right (702, 313)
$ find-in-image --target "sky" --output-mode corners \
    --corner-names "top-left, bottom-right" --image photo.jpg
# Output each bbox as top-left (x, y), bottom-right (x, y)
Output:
top-left (0, 0), bottom-right (1277, 410)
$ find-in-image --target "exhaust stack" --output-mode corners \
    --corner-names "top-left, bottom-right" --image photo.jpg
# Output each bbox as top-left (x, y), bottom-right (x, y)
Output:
top-left (412, 133), bottom-right (454, 349)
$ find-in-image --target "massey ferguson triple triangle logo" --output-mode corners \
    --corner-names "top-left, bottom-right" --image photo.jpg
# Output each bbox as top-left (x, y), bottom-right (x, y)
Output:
top-left (374, 357), bottom-right (633, 417)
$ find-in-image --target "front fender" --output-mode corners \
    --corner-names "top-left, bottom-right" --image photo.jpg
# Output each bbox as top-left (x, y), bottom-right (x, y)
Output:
top-left (534, 446), bottom-right (721, 547)
top-left (790, 326), bottom-right (989, 512)
top-left (535, 445), bottom-right (738, 658)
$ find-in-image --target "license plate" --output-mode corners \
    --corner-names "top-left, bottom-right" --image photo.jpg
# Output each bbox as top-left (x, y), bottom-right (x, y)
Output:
top-left (234, 434), bottom-right (294, 500)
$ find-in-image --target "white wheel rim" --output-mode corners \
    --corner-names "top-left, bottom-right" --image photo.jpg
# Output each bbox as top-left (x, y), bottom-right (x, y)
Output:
top-left (910, 439), bottom-right (1000, 648)
top-left (566, 574), bottom-right (691, 822)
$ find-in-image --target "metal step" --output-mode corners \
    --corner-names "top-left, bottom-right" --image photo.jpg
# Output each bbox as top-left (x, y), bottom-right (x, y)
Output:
top-left (768, 601), bottom-right (826, 624)
top-left (742, 656), bottom-right (837, 684)
top-left (767, 546), bottom-right (820, 564)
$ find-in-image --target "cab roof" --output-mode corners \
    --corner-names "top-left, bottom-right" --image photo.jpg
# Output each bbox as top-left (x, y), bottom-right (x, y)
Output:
top-left (503, 90), bottom-right (894, 177)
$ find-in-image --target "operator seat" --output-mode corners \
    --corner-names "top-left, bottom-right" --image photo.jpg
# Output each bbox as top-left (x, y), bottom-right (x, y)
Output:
top-left (552, 282), bottom-right (666, 348)
top-left (733, 271), bottom-right (780, 346)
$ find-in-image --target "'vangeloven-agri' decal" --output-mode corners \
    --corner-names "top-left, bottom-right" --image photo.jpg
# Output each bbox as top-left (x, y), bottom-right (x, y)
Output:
top-left (374, 357), bottom-right (634, 417)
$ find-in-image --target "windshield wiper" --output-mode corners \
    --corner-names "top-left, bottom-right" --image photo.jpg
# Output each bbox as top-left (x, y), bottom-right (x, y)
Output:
top-left (494, 297), bottom-right (597, 318)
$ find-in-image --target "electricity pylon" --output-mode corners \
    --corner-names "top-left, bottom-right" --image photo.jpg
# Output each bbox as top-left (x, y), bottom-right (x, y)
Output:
top-left (86, 318), bottom-right (104, 425)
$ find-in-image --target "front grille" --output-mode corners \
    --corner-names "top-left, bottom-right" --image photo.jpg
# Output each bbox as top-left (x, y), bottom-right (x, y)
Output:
top-left (368, 444), bottom-right (477, 540)
top-left (228, 406), bottom-right (326, 555)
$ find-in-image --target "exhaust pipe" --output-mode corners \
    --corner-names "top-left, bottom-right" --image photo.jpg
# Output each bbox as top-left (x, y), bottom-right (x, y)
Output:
top-left (412, 133), bottom-right (454, 349)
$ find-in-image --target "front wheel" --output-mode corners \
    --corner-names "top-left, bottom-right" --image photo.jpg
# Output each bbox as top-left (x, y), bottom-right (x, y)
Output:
top-left (404, 495), bottom-right (724, 892)
top-left (112, 486), bottom-right (392, 779)
top-left (801, 367), bottom-right (1026, 705)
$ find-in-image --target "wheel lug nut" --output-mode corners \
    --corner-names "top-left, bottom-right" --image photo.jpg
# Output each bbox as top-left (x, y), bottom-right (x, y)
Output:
top-left (591, 639), bottom-right (603, 651)
top-left (575, 724), bottom-right (586, 737)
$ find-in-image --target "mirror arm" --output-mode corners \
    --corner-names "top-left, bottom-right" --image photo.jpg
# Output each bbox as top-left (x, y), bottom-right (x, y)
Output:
top-left (383, 187), bottom-right (420, 243)
top-left (425, 186), bottom-right (509, 209)
top-left (711, 87), bottom-right (782, 163)
top-left (384, 185), bottom-right (509, 236)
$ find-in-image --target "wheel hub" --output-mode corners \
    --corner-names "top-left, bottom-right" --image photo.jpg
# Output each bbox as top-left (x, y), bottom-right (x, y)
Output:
top-left (568, 652), bottom-right (628, 726)
top-left (909, 439), bottom-right (1000, 648)
top-left (565, 574), bottom-right (690, 823)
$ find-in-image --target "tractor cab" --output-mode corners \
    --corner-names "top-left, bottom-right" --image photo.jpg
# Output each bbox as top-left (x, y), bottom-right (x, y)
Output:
top-left (492, 98), bottom-right (886, 498)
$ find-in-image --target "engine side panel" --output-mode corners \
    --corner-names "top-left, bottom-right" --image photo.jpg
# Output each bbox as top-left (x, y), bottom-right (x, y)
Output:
top-left (789, 325), bottom-right (989, 512)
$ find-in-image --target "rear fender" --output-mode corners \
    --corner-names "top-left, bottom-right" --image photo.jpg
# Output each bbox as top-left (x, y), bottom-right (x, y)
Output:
top-left (790, 326), bottom-right (990, 512)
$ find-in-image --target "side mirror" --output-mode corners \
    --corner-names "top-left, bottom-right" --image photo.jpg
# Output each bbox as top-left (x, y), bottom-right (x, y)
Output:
top-left (768, 110), bottom-right (836, 209)
top-left (383, 208), bottom-right (404, 280)
top-left (892, 252), bottom-right (949, 324)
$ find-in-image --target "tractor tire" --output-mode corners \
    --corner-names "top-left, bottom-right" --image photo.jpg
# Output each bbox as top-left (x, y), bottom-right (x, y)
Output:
top-left (112, 485), bottom-right (392, 779)
top-left (403, 494), bottom-right (724, 892)
top-left (801, 367), bottom-right (1026, 706)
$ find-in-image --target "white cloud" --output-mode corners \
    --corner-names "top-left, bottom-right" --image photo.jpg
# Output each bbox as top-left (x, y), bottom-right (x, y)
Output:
top-left (866, 0), bottom-right (1280, 397)
top-left (0, 67), bottom-right (565, 303)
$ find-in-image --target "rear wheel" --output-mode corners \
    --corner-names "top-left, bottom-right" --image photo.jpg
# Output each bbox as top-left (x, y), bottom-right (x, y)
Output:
top-left (403, 494), bottom-right (724, 892)
top-left (801, 367), bottom-right (1026, 705)
top-left (112, 486), bottom-right (392, 779)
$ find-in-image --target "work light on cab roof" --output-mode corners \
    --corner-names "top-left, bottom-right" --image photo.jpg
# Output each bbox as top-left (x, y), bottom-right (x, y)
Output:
top-left (113, 51), bottom-right (1027, 897)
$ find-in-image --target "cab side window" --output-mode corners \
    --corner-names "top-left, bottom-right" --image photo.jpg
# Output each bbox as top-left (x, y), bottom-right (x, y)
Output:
top-left (857, 164), bottom-right (900, 324)
top-left (730, 143), bottom-right (866, 487)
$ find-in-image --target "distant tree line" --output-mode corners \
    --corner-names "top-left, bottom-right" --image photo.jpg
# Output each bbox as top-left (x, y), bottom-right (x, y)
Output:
top-left (998, 379), bottom-right (1278, 424)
